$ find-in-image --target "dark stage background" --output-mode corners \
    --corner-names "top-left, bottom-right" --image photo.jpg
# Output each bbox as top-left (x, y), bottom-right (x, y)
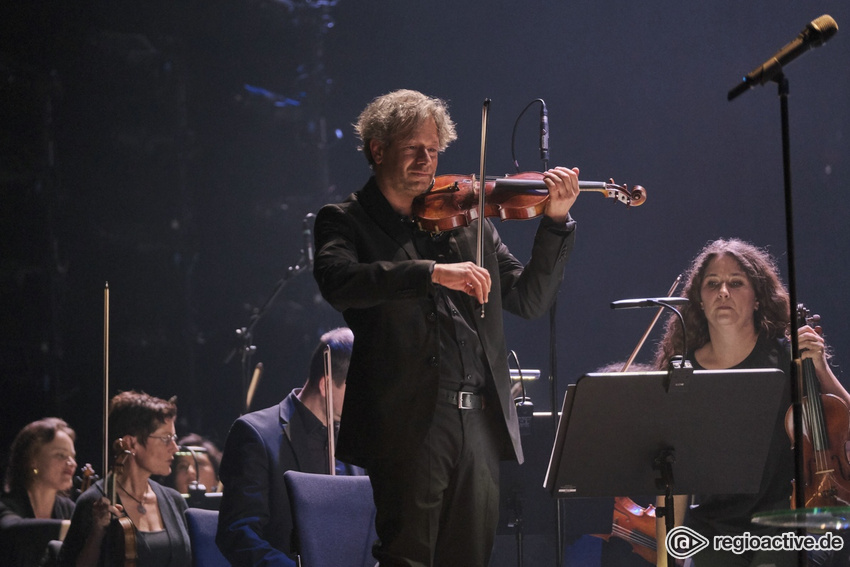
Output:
top-left (2, 1), bottom-right (849, 561)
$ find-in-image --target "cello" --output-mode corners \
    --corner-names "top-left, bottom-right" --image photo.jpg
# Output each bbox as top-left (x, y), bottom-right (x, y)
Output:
top-left (785, 304), bottom-right (850, 508)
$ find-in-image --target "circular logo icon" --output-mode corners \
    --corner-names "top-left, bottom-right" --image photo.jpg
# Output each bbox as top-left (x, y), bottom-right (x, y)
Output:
top-left (665, 526), bottom-right (710, 559)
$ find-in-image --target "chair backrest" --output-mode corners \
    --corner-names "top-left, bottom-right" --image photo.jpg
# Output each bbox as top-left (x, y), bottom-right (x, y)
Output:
top-left (185, 507), bottom-right (232, 567)
top-left (284, 471), bottom-right (377, 567)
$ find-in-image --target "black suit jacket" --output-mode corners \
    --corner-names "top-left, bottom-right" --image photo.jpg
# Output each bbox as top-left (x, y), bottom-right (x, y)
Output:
top-left (313, 177), bottom-right (575, 467)
top-left (216, 390), bottom-right (365, 567)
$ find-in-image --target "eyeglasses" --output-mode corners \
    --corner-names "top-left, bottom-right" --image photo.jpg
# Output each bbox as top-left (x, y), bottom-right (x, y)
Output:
top-left (50, 452), bottom-right (77, 464)
top-left (148, 434), bottom-right (179, 445)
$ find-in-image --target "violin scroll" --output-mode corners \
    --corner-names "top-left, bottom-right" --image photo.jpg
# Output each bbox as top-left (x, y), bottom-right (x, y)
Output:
top-left (583, 178), bottom-right (645, 207)
top-left (797, 304), bottom-right (823, 336)
top-left (72, 463), bottom-right (99, 501)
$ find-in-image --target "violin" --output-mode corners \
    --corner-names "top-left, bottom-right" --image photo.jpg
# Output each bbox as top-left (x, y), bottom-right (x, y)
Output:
top-left (109, 508), bottom-right (138, 567)
top-left (412, 171), bottom-right (646, 233)
top-left (592, 497), bottom-right (657, 564)
top-left (784, 304), bottom-right (850, 508)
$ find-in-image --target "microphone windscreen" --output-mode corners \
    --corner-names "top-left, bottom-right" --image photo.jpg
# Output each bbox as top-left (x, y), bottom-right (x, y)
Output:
top-left (809, 15), bottom-right (838, 45)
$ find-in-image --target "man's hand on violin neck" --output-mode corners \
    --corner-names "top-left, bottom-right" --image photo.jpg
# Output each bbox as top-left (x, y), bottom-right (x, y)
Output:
top-left (542, 166), bottom-right (580, 224)
top-left (432, 262), bottom-right (491, 304)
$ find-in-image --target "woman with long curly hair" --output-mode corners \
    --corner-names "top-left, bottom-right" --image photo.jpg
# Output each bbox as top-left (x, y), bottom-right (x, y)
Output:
top-left (653, 238), bottom-right (850, 566)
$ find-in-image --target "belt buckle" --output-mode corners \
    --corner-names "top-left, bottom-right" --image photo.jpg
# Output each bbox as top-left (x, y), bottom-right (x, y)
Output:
top-left (457, 391), bottom-right (474, 409)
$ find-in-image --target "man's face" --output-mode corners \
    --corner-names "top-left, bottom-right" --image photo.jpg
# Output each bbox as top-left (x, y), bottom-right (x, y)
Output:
top-left (332, 380), bottom-right (346, 422)
top-left (371, 118), bottom-right (440, 202)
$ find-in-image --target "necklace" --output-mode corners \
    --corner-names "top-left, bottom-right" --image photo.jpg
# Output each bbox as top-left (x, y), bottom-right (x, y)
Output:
top-left (117, 480), bottom-right (149, 514)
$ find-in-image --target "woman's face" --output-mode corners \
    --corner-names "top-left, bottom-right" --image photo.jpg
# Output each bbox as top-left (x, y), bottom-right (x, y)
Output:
top-left (173, 452), bottom-right (217, 493)
top-left (699, 253), bottom-right (759, 335)
top-left (30, 429), bottom-right (76, 493)
top-left (134, 417), bottom-right (179, 477)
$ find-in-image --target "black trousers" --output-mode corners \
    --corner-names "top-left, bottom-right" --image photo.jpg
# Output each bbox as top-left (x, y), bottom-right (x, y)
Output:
top-left (369, 400), bottom-right (502, 567)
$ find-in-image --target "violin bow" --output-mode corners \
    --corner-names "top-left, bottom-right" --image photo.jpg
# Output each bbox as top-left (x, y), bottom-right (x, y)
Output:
top-left (103, 282), bottom-right (114, 503)
top-left (323, 345), bottom-right (336, 475)
top-left (476, 99), bottom-right (491, 318)
top-left (245, 362), bottom-right (263, 414)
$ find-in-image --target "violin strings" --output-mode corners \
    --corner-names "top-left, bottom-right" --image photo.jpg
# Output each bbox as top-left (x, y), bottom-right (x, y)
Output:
top-left (804, 361), bottom-right (830, 473)
top-left (610, 524), bottom-right (657, 549)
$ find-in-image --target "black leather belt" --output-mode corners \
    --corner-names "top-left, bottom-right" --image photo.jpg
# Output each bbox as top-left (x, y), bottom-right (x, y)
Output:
top-left (437, 388), bottom-right (485, 410)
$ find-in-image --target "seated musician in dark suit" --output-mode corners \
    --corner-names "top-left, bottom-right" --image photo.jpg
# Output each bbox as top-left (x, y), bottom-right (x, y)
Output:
top-left (0, 418), bottom-right (77, 567)
top-left (215, 327), bottom-right (366, 567)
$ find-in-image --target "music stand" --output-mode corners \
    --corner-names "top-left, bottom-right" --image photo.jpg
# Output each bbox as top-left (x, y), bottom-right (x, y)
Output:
top-left (544, 367), bottom-right (787, 565)
top-left (498, 412), bottom-right (562, 567)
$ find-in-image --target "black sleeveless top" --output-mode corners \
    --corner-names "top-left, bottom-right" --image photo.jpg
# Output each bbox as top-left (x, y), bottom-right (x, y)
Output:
top-left (685, 334), bottom-right (794, 537)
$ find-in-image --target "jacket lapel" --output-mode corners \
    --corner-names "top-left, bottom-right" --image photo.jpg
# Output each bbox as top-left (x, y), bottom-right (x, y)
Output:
top-left (357, 178), bottom-right (421, 261)
top-left (278, 394), bottom-right (312, 471)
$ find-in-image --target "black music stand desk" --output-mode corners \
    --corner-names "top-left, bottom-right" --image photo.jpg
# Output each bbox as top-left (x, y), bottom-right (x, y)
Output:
top-left (545, 367), bottom-right (786, 497)
top-left (544, 367), bottom-right (787, 563)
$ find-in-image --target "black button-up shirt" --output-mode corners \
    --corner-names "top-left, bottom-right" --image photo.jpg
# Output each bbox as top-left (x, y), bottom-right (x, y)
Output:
top-left (407, 220), bottom-right (489, 392)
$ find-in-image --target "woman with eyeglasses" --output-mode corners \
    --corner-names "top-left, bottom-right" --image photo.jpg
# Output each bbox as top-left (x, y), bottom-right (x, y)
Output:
top-left (0, 418), bottom-right (78, 566)
top-left (59, 391), bottom-right (191, 567)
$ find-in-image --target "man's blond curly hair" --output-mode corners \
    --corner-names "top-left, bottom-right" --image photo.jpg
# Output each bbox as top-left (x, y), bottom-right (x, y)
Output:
top-left (355, 89), bottom-right (458, 167)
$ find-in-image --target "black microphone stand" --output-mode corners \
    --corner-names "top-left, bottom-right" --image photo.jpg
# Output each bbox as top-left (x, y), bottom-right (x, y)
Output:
top-left (729, 71), bottom-right (808, 566)
top-left (775, 72), bottom-right (808, 518)
top-left (224, 249), bottom-right (311, 415)
top-left (757, 71), bottom-right (809, 567)
top-left (509, 98), bottom-right (562, 566)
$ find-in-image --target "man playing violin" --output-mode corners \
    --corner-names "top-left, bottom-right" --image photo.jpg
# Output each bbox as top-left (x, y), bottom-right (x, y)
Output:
top-left (313, 89), bottom-right (580, 566)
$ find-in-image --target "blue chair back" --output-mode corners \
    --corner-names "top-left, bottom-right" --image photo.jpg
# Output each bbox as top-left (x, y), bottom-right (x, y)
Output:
top-left (284, 471), bottom-right (377, 567)
top-left (185, 507), bottom-right (231, 567)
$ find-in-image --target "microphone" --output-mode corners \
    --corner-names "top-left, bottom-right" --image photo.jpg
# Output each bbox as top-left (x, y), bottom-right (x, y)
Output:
top-left (728, 14), bottom-right (838, 100)
top-left (302, 213), bottom-right (315, 269)
top-left (612, 297), bottom-right (692, 365)
top-left (539, 100), bottom-right (549, 162)
top-left (610, 297), bottom-right (691, 310)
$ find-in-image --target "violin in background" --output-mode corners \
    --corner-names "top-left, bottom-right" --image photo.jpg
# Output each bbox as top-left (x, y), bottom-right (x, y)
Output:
top-left (592, 496), bottom-right (657, 565)
top-left (71, 464), bottom-right (98, 501)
